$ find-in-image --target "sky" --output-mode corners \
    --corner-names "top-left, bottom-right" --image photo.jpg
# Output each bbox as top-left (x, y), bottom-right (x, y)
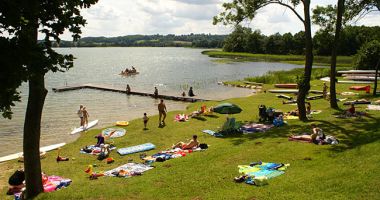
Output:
top-left (60, 0), bottom-right (380, 40)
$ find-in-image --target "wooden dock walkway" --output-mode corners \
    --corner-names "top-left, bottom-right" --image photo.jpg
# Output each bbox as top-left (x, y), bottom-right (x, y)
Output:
top-left (52, 83), bottom-right (209, 102)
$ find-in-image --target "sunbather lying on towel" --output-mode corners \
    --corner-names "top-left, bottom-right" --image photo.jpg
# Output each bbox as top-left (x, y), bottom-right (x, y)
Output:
top-left (172, 135), bottom-right (199, 150)
top-left (285, 109), bottom-right (299, 116)
top-left (288, 124), bottom-right (325, 144)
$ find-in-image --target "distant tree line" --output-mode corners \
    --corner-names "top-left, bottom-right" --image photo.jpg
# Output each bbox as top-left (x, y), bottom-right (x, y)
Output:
top-left (56, 34), bottom-right (226, 48)
top-left (223, 25), bottom-right (380, 56)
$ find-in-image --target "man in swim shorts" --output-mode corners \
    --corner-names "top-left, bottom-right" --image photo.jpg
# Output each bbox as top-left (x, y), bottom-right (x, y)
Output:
top-left (158, 99), bottom-right (167, 125)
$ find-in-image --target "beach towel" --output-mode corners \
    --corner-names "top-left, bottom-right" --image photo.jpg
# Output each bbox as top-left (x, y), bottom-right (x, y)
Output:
top-left (80, 145), bottom-right (116, 155)
top-left (13, 175), bottom-right (71, 199)
top-left (142, 147), bottom-right (205, 164)
top-left (237, 162), bottom-right (289, 186)
top-left (102, 128), bottom-right (126, 138)
top-left (202, 130), bottom-right (223, 137)
top-left (284, 115), bottom-right (298, 120)
top-left (240, 123), bottom-right (274, 133)
top-left (367, 105), bottom-right (380, 111)
top-left (104, 163), bottom-right (153, 177)
top-left (117, 143), bottom-right (155, 156)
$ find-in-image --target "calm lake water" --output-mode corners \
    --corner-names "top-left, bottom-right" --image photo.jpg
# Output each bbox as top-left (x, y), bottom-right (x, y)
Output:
top-left (0, 47), bottom-right (302, 157)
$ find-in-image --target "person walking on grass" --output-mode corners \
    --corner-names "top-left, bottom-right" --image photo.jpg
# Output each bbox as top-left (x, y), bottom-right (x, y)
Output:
top-left (158, 99), bottom-right (167, 126)
top-left (143, 113), bottom-right (149, 130)
top-left (323, 82), bottom-right (328, 100)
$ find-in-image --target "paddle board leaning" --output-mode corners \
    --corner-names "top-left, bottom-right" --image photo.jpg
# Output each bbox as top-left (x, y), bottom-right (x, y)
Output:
top-left (0, 143), bottom-right (66, 163)
top-left (70, 119), bottom-right (99, 135)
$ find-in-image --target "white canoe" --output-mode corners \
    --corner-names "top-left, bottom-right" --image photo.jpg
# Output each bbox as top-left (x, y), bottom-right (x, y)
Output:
top-left (0, 142), bottom-right (66, 163)
top-left (337, 70), bottom-right (377, 74)
top-left (320, 77), bottom-right (373, 84)
top-left (70, 119), bottom-right (99, 135)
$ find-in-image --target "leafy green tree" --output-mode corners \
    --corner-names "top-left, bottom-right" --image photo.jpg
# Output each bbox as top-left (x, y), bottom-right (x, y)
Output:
top-left (293, 31), bottom-right (306, 54)
top-left (354, 40), bottom-right (380, 70)
top-left (213, 0), bottom-right (314, 120)
top-left (245, 30), bottom-right (265, 53)
top-left (282, 32), bottom-right (295, 54)
top-left (0, 0), bottom-right (98, 198)
top-left (313, 0), bottom-right (379, 108)
top-left (223, 25), bottom-right (252, 52)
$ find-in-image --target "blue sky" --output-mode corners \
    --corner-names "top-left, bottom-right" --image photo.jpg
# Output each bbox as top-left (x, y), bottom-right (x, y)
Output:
top-left (60, 0), bottom-right (380, 40)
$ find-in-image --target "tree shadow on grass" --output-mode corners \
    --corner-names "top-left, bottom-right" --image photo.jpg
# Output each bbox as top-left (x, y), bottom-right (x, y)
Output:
top-left (204, 114), bottom-right (219, 118)
top-left (191, 116), bottom-right (207, 121)
top-left (224, 114), bottom-right (380, 153)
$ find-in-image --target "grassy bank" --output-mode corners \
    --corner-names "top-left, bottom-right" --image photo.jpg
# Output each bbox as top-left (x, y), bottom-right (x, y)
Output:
top-left (202, 50), bottom-right (353, 68)
top-left (1, 79), bottom-right (380, 200)
top-left (201, 50), bottom-right (354, 85)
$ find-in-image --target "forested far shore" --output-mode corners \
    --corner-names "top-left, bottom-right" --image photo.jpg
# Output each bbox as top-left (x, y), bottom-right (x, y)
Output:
top-left (55, 34), bottom-right (226, 48)
top-left (54, 26), bottom-right (380, 57)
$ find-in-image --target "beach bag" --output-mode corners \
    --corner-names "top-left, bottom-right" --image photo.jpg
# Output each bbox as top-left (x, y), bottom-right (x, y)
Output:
top-left (8, 170), bottom-right (25, 186)
top-left (97, 152), bottom-right (107, 160)
top-left (199, 143), bottom-right (208, 149)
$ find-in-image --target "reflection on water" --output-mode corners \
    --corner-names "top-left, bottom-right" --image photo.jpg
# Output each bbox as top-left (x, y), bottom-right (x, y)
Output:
top-left (0, 47), bottom-right (302, 157)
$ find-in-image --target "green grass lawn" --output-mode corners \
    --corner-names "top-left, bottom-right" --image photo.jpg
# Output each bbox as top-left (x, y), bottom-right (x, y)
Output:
top-left (1, 80), bottom-right (380, 200)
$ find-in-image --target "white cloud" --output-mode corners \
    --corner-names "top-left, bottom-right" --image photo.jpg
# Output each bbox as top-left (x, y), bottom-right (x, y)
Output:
top-left (53, 0), bottom-right (380, 40)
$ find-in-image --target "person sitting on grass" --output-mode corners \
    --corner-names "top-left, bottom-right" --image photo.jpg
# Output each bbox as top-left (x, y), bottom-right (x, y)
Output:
top-left (346, 104), bottom-right (356, 117)
top-left (172, 135), bottom-right (199, 150)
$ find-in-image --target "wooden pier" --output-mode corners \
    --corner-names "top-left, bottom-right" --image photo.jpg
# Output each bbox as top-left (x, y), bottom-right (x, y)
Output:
top-left (52, 83), bottom-right (209, 102)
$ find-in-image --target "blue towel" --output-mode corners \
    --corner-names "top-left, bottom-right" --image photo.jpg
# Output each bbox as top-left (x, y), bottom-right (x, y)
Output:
top-left (117, 143), bottom-right (156, 155)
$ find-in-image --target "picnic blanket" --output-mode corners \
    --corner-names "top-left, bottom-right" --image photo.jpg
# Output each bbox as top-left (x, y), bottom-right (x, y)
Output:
top-left (237, 162), bottom-right (289, 186)
top-left (117, 143), bottom-right (156, 156)
top-left (104, 163), bottom-right (153, 178)
top-left (240, 123), bottom-right (274, 133)
top-left (367, 105), bottom-right (380, 111)
top-left (284, 115), bottom-right (298, 120)
top-left (102, 128), bottom-right (126, 138)
top-left (143, 147), bottom-right (205, 163)
top-left (80, 145), bottom-right (117, 155)
top-left (202, 130), bottom-right (224, 137)
top-left (14, 175), bottom-right (71, 200)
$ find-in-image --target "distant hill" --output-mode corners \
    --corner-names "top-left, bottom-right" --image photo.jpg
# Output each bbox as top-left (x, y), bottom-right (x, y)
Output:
top-left (55, 34), bottom-right (226, 48)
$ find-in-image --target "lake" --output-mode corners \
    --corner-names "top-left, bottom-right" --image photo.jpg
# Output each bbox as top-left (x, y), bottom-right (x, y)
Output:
top-left (0, 47), bottom-right (302, 157)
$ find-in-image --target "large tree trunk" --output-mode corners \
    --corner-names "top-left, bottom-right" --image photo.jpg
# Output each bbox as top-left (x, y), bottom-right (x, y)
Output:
top-left (297, 0), bottom-right (313, 121)
top-left (373, 59), bottom-right (380, 96)
top-left (329, 0), bottom-right (345, 109)
top-left (23, 74), bottom-right (47, 199)
top-left (22, 0), bottom-right (46, 198)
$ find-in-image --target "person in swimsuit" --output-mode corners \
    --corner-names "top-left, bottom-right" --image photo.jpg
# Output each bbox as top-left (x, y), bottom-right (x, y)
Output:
top-left (188, 87), bottom-right (195, 97)
top-left (154, 87), bottom-right (158, 98)
top-left (82, 106), bottom-right (89, 127)
top-left (126, 84), bottom-right (131, 94)
top-left (172, 135), bottom-right (199, 150)
top-left (77, 105), bottom-right (84, 126)
top-left (158, 99), bottom-right (167, 125)
top-left (323, 82), bottom-right (328, 99)
top-left (143, 113), bottom-right (149, 130)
